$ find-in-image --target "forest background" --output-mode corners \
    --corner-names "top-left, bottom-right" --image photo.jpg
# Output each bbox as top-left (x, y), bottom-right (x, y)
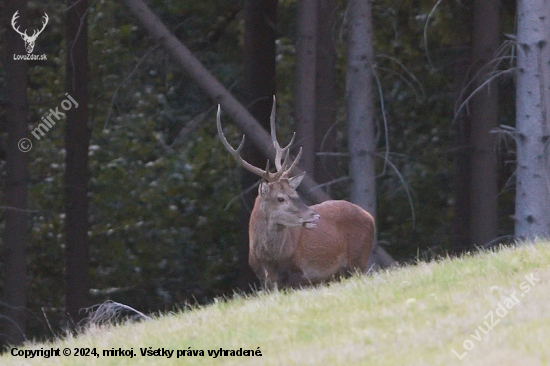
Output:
top-left (3, 0), bottom-right (549, 346)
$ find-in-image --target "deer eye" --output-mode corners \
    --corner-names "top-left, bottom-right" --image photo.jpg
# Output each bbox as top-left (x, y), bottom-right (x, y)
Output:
top-left (277, 197), bottom-right (285, 203)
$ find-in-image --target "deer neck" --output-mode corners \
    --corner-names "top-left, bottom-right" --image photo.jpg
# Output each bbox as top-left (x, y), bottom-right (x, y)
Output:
top-left (251, 202), bottom-right (295, 260)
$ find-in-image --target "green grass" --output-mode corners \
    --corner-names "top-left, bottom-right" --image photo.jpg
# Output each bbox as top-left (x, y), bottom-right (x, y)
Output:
top-left (3, 241), bottom-right (550, 365)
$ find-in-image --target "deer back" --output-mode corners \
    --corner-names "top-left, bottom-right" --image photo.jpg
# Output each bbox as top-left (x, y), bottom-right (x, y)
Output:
top-left (248, 198), bottom-right (374, 286)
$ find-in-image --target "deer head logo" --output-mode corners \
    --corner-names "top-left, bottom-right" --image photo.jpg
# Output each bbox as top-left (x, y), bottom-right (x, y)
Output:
top-left (11, 11), bottom-right (49, 54)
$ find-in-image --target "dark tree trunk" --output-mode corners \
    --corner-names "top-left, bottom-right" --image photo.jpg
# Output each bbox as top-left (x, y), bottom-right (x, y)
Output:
top-left (238, 0), bottom-right (277, 289)
top-left (314, 0), bottom-right (338, 188)
top-left (294, 0), bottom-right (318, 176)
top-left (452, 102), bottom-right (472, 252)
top-left (452, 31), bottom-right (472, 252)
top-left (65, 0), bottom-right (91, 325)
top-left (1, 0), bottom-right (29, 346)
top-left (452, 113), bottom-right (472, 252)
top-left (469, 0), bottom-right (500, 246)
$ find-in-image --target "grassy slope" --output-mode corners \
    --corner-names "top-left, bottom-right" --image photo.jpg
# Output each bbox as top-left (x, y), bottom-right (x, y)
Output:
top-left (2, 241), bottom-right (550, 366)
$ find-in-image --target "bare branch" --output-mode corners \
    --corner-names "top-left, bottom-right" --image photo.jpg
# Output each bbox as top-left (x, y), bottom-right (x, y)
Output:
top-left (372, 67), bottom-right (390, 176)
top-left (423, 0), bottom-right (445, 70)
top-left (308, 176), bottom-right (350, 193)
top-left (454, 40), bottom-right (517, 120)
top-left (376, 153), bottom-right (416, 227)
top-left (0, 315), bottom-right (28, 342)
top-left (454, 68), bottom-right (516, 121)
top-left (224, 179), bottom-right (262, 211)
top-left (103, 45), bottom-right (160, 131)
top-left (84, 300), bottom-right (151, 326)
top-left (375, 54), bottom-right (426, 100)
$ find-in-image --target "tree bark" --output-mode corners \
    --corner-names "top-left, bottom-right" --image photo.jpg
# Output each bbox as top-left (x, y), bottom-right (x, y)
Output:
top-left (2, 0), bottom-right (29, 346)
top-left (294, 0), bottom-right (318, 176)
top-left (121, 0), bottom-right (395, 266)
top-left (238, 0), bottom-right (277, 289)
top-left (346, 0), bottom-right (384, 268)
top-left (315, 0), bottom-right (338, 187)
top-left (514, 0), bottom-right (550, 240)
top-left (65, 0), bottom-right (91, 324)
top-left (346, 0), bottom-right (391, 268)
top-left (346, 0), bottom-right (376, 217)
top-left (469, 0), bottom-right (500, 246)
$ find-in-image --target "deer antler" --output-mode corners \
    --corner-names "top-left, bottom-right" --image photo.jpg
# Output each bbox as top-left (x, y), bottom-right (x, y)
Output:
top-left (11, 11), bottom-right (27, 38)
top-left (217, 98), bottom-right (302, 182)
top-left (269, 96), bottom-right (302, 179)
top-left (31, 13), bottom-right (49, 39)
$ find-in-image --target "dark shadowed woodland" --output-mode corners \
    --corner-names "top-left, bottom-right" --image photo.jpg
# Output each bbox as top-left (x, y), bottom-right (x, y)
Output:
top-left (1, 0), bottom-right (550, 347)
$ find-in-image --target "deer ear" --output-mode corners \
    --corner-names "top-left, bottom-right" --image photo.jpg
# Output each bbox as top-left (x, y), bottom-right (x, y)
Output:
top-left (259, 182), bottom-right (269, 197)
top-left (288, 172), bottom-right (305, 190)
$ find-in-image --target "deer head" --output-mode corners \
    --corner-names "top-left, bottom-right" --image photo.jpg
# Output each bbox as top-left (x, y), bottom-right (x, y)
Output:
top-left (11, 11), bottom-right (49, 54)
top-left (217, 97), bottom-right (320, 228)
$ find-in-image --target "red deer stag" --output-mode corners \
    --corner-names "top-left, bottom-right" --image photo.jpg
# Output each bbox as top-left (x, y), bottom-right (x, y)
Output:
top-left (217, 99), bottom-right (374, 288)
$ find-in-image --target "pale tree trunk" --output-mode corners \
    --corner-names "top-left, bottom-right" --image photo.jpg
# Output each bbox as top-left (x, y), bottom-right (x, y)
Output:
top-left (315, 0), bottom-right (338, 187)
top-left (65, 0), bottom-right (91, 324)
top-left (346, 0), bottom-right (376, 221)
top-left (514, 0), bottom-right (550, 240)
top-left (294, 0), bottom-right (317, 176)
top-left (346, 0), bottom-right (385, 267)
top-left (122, 0), bottom-right (395, 266)
top-left (2, 0), bottom-right (29, 346)
top-left (239, 0), bottom-right (277, 289)
top-left (469, 0), bottom-right (500, 246)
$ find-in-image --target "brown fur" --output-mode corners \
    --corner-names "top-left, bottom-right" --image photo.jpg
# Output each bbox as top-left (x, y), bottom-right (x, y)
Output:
top-left (249, 195), bottom-right (374, 289)
top-left (217, 100), bottom-right (374, 289)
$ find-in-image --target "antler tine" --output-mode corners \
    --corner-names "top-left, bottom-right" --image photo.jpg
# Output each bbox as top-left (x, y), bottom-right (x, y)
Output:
top-left (11, 11), bottom-right (27, 37)
top-left (269, 95), bottom-right (297, 173)
top-left (269, 95), bottom-right (280, 147)
top-left (283, 132), bottom-right (296, 151)
top-left (11, 10), bottom-right (18, 26)
top-left (270, 95), bottom-right (283, 169)
top-left (38, 13), bottom-right (49, 33)
top-left (30, 13), bottom-right (48, 39)
top-left (281, 147), bottom-right (303, 179)
top-left (269, 96), bottom-right (288, 172)
top-left (217, 105), bottom-right (273, 181)
top-left (280, 149), bottom-right (291, 171)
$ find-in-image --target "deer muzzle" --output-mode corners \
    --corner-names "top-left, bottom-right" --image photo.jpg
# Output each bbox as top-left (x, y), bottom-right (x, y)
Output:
top-left (302, 213), bottom-right (320, 229)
